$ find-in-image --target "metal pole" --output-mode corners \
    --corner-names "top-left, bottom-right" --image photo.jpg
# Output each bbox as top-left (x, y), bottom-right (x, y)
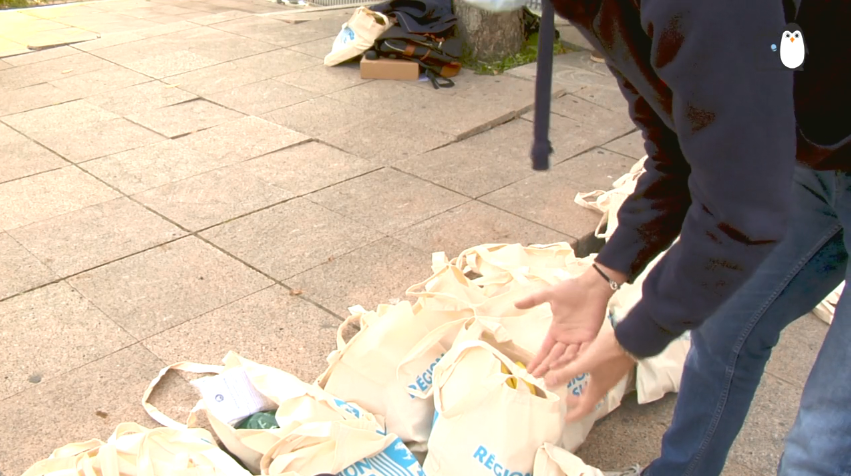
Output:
top-left (530, 0), bottom-right (555, 171)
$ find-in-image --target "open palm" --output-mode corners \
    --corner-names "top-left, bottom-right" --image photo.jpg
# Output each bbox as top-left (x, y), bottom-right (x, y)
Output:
top-left (515, 275), bottom-right (614, 378)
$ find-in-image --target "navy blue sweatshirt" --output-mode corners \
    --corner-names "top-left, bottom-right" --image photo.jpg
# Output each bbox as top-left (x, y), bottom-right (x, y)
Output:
top-left (551, 0), bottom-right (851, 358)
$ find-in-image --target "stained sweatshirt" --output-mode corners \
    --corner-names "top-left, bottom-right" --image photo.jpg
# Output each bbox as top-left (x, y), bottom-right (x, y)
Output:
top-left (549, 0), bottom-right (851, 358)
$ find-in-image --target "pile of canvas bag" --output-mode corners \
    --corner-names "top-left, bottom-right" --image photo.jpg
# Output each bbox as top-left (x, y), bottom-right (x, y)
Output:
top-left (24, 241), bottom-right (630, 476)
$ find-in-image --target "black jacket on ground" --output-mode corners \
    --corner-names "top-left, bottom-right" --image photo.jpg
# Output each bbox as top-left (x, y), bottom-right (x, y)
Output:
top-left (550, 0), bottom-right (851, 357)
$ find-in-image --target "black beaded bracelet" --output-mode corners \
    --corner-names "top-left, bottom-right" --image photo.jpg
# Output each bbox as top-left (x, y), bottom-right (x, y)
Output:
top-left (593, 263), bottom-right (621, 291)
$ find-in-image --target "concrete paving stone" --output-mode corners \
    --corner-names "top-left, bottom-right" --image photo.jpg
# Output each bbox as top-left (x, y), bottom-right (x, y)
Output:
top-left (394, 119), bottom-right (538, 198)
top-left (237, 141), bottom-right (380, 196)
top-left (232, 47), bottom-right (323, 78)
top-left (0, 136), bottom-right (67, 184)
top-left (211, 15), bottom-right (328, 47)
top-left (16, 28), bottom-right (101, 51)
top-left (123, 49), bottom-right (221, 78)
top-left (211, 14), bottom-right (295, 33)
top-left (20, 5), bottom-right (104, 19)
top-left (163, 61), bottom-right (270, 96)
top-left (275, 63), bottom-right (369, 95)
top-left (200, 197), bottom-right (383, 280)
top-left (0, 345), bottom-right (201, 476)
top-left (728, 374), bottom-right (802, 474)
top-left (402, 93), bottom-right (517, 140)
top-left (556, 23), bottom-right (594, 51)
top-left (766, 313), bottom-right (827, 388)
top-left (577, 393), bottom-right (676, 469)
top-left (417, 70), bottom-right (562, 115)
top-left (0, 281), bottom-right (136, 401)
top-left (68, 236), bottom-right (272, 339)
top-left (0, 59), bottom-right (10, 70)
top-left (205, 79), bottom-right (318, 115)
top-left (308, 168), bottom-right (469, 235)
top-left (553, 147), bottom-right (638, 190)
top-left (507, 54), bottom-right (619, 94)
top-left (8, 197), bottom-right (185, 277)
top-left (133, 166), bottom-right (293, 231)
top-left (266, 9), bottom-right (353, 23)
top-left (143, 285), bottom-right (339, 383)
top-left (30, 117), bottom-right (166, 164)
top-left (603, 130), bottom-right (645, 160)
top-left (189, 10), bottom-right (253, 26)
top-left (71, 31), bottom-right (146, 52)
top-left (176, 115), bottom-right (308, 162)
top-left (1, 17), bottom-right (67, 35)
top-left (524, 95), bottom-right (636, 156)
top-left (319, 113), bottom-right (455, 165)
top-left (88, 36), bottom-right (184, 65)
top-left (0, 39), bottom-right (32, 60)
top-left (298, 15), bottom-right (353, 37)
top-left (0, 82), bottom-right (83, 117)
top-left (0, 232), bottom-right (58, 301)
top-left (0, 167), bottom-right (120, 231)
top-left (557, 50), bottom-right (616, 76)
top-left (84, 80), bottom-right (198, 116)
top-left (286, 35), bottom-right (335, 59)
top-left (285, 237), bottom-right (431, 317)
top-left (1, 99), bottom-right (119, 135)
top-left (163, 27), bottom-right (280, 62)
top-left (81, 139), bottom-right (229, 195)
top-left (127, 99), bottom-right (244, 138)
top-left (47, 63), bottom-right (151, 97)
top-left (1, 45), bottom-right (77, 67)
top-left (0, 52), bottom-right (110, 90)
top-left (147, 11), bottom-right (212, 23)
top-left (572, 83), bottom-right (629, 114)
top-left (394, 200), bottom-right (571, 257)
top-left (327, 79), bottom-right (440, 115)
top-left (122, 5), bottom-right (201, 19)
top-left (479, 166), bottom-right (605, 239)
top-left (260, 96), bottom-right (385, 137)
top-left (58, 19), bottom-right (159, 35)
top-left (0, 121), bottom-right (21, 144)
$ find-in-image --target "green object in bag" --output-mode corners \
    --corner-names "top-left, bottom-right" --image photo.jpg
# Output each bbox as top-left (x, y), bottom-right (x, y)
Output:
top-left (236, 410), bottom-right (279, 430)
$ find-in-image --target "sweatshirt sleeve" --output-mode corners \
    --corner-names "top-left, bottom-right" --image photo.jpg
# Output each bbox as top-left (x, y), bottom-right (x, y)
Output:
top-left (594, 68), bottom-right (692, 282)
top-left (604, 0), bottom-right (798, 358)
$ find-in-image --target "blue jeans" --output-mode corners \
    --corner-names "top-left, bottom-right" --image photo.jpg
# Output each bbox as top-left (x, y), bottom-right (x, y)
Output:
top-left (644, 166), bottom-right (851, 476)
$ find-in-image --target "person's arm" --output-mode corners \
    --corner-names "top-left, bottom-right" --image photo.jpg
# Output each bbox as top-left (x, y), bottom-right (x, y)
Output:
top-left (605, 0), bottom-right (797, 358)
top-left (595, 69), bottom-right (692, 282)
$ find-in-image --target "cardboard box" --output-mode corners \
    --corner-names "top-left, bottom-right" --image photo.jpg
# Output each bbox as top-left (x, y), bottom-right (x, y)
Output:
top-left (360, 57), bottom-right (420, 80)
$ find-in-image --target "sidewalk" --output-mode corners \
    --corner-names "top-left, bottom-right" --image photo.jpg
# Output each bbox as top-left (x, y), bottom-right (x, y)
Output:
top-left (0, 2), bottom-right (824, 474)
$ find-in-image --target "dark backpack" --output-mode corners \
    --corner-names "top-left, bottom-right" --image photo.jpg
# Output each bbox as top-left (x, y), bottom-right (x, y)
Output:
top-left (374, 25), bottom-right (462, 88)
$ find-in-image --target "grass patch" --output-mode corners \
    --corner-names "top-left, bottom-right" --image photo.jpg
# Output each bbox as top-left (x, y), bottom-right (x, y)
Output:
top-left (0, 0), bottom-right (32, 8)
top-left (468, 33), bottom-right (572, 76)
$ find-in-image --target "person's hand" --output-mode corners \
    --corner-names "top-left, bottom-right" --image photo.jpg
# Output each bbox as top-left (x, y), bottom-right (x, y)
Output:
top-left (544, 323), bottom-right (636, 422)
top-left (515, 262), bottom-right (627, 378)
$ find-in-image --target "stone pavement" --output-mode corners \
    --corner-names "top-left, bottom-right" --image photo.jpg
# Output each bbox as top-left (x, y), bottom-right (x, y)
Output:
top-left (0, 3), bottom-right (827, 475)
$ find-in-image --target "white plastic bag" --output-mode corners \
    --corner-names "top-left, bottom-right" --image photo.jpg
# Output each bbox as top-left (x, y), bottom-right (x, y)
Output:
top-left (324, 7), bottom-right (392, 66)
